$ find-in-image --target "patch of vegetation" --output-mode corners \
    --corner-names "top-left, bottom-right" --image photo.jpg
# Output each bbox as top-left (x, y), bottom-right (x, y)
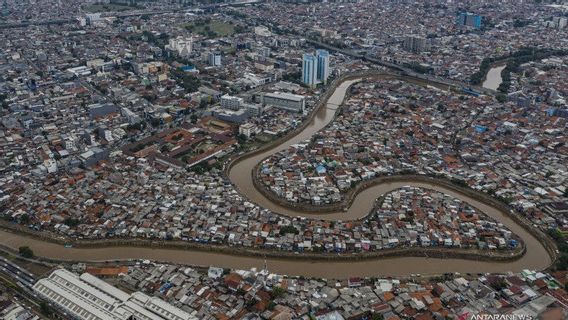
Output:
top-left (185, 18), bottom-right (237, 38)
top-left (171, 68), bottom-right (201, 93)
top-left (271, 286), bottom-right (286, 299)
top-left (513, 19), bottom-right (531, 28)
top-left (18, 246), bottom-right (34, 258)
top-left (549, 229), bottom-right (568, 271)
top-left (496, 93), bottom-right (507, 103)
top-left (279, 225), bottom-right (299, 236)
top-left (188, 161), bottom-right (221, 174)
top-left (40, 301), bottom-right (53, 317)
top-left (64, 217), bottom-right (80, 227)
top-left (142, 31), bottom-right (170, 48)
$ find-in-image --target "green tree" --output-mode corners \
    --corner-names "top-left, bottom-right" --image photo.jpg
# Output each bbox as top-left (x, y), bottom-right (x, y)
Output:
top-left (40, 301), bottom-right (53, 317)
top-left (236, 133), bottom-right (247, 144)
top-left (271, 286), bottom-right (286, 299)
top-left (496, 94), bottom-right (507, 103)
top-left (64, 217), bottom-right (80, 227)
top-left (19, 214), bottom-right (30, 224)
top-left (371, 314), bottom-right (384, 320)
top-left (18, 246), bottom-right (34, 258)
top-left (279, 226), bottom-right (299, 236)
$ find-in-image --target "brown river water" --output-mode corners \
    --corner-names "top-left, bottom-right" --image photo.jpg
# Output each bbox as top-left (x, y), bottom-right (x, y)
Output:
top-left (0, 79), bottom-right (552, 278)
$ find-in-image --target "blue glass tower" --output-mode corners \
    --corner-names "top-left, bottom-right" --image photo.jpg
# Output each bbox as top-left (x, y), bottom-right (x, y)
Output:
top-left (316, 49), bottom-right (330, 84)
top-left (302, 54), bottom-right (317, 87)
top-left (457, 12), bottom-right (482, 29)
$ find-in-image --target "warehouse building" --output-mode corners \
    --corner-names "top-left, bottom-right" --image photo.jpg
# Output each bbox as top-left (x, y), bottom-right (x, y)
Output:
top-left (262, 92), bottom-right (306, 113)
top-left (33, 269), bottom-right (197, 320)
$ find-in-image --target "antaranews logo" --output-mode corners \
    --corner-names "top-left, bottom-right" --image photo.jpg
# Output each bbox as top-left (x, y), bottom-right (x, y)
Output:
top-left (459, 313), bottom-right (534, 320)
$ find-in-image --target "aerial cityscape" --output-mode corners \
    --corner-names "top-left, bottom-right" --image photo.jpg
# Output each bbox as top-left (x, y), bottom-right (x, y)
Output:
top-left (0, 0), bottom-right (567, 319)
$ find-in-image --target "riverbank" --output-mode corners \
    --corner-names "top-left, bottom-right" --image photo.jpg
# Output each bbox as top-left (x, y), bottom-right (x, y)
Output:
top-left (224, 70), bottom-right (556, 275)
top-left (0, 223), bottom-right (550, 278)
top-left (0, 70), bottom-right (555, 278)
top-left (0, 222), bottom-right (525, 263)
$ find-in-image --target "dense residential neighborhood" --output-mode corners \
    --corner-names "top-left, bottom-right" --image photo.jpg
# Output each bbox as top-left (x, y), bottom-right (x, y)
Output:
top-left (0, 0), bottom-right (567, 319)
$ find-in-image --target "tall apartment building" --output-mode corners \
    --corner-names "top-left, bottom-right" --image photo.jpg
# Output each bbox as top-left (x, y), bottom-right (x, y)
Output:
top-left (302, 53), bottom-right (317, 87)
top-left (208, 51), bottom-right (222, 66)
top-left (457, 12), bottom-right (482, 29)
top-left (316, 49), bottom-right (330, 84)
top-left (403, 36), bottom-right (430, 53)
top-left (302, 50), bottom-right (331, 87)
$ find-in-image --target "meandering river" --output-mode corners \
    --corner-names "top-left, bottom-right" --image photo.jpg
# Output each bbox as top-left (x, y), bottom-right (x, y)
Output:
top-left (0, 76), bottom-right (553, 278)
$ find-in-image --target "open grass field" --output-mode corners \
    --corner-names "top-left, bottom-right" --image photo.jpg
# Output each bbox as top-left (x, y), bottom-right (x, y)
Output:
top-left (185, 20), bottom-right (236, 38)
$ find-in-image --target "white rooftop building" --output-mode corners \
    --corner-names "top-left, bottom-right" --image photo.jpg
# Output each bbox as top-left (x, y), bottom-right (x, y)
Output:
top-left (33, 269), bottom-right (197, 320)
top-left (262, 92), bottom-right (306, 113)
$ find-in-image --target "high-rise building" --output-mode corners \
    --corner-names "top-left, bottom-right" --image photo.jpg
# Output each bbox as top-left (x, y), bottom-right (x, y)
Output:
top-left (208, 51), bottom-right (222, 66)
top-left (457, 12), bottom-right (482, 29)
top-left (316, 49), bottom-right (330, 84)
top-left (302, 54), bottom-right (317, 87)
top-left (403, 36), bottom-right (430, 53)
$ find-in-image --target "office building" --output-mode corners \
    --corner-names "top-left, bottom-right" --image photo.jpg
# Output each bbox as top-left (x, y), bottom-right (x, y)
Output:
top-left (457, 12), bottom-right (482, 29)
top-left (208, 51), bottom-right (222, 66)
top-left (403, 36), bottom-right (430, 53)
top-left (33, 269), bottom-right (197, 320)
top-left (242, 103), bottom-right (263, 116)
top-left (316, 49), bottom-right (330, 84)
top-left (166, 36), bottom-right (192, 58)
top-left (262, 92), bottom-right (305, 113)
top-left (239, 123), bottom-right (260, 138)
top-left (302, 54), bottom-right (317, 87)
top-left (220, 95), bottom-right (244, 110)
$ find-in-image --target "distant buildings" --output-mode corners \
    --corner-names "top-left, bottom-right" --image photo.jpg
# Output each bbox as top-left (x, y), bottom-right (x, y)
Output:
top-left (457, 12), bottom-right (482, 29)
top-left (208, 51), bottom-right (222, 66)
top-left (262, 92), bottom-right (305, 113)
top-left (403, 35), bottom-right (430, 53)
top-left (33, 269), bottom-right (198, 320)
top-left (545, 17), bottom-right (568, 29)
top-left (302, 50), bottom-right (331, 87)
